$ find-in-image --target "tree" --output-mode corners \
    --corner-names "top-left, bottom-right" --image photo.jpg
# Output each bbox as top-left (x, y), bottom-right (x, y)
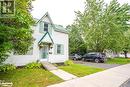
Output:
top-left (73, 0), bottom-right (130, 53)
top-left (0, 0), bottom-right (35, 63)
top-left (67, 25), bottom-right (86, 54)
top-left (123, 30), bottom-right (130, 58)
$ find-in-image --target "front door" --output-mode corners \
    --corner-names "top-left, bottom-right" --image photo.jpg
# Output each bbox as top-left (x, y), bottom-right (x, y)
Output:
top-left (40, 45), bottom-right (49, 60)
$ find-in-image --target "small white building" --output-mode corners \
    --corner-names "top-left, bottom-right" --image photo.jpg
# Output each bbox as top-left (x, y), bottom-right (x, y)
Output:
top-left (4, 12), bottom-right (69, 66)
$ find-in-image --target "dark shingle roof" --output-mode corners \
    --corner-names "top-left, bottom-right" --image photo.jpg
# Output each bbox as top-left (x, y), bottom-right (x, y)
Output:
top-left (54, 24), bottom-right (68, 34)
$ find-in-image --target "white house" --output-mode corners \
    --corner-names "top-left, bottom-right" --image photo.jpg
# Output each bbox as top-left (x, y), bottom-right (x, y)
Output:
top-left (4, 12), bottom-right (69, 66)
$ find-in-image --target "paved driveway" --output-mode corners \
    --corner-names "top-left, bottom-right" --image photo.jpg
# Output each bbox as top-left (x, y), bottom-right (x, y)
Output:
top-left (74, 61), bottom-right (121, 69)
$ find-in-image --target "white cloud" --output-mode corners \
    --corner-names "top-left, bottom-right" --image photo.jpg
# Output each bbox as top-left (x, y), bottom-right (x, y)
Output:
top-left (31, 0), bottom-right (130, 26)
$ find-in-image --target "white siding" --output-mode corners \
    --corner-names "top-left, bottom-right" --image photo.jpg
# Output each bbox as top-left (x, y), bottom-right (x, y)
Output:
top-left (4, 41), bottom-right (39, 66)
top-left (42, 17), bottom-right (51, 23)
top-left (48, 31), bottom-right (69, 63)
top-left (4, 26), bottom-right (40, 66)
top-left (4, 14), bottom-right (69, 66)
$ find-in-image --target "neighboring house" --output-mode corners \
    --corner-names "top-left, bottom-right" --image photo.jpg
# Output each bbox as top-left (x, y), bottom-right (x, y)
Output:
top-left (4, 12), bottom-right (69, 66)
top-left (105, 50), bottom-right (130, 58)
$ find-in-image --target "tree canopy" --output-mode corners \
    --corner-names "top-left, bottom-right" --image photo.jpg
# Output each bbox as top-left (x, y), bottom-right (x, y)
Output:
top-left (0, 0), bottom-right (35, 63)
top-left (67, 25), bottom-right (86, 54)
top-left (69, 0), bottom-right (130, 55)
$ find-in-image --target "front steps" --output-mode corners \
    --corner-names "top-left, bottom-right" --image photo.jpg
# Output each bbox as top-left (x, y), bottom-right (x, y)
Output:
top-left (41, 62), bottom-right (58, 71)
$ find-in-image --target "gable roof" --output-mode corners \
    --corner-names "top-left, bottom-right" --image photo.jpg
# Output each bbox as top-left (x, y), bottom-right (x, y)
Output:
top-left (37, 12), bottom-right (54, 24)
top-left (36, 12), bottom-right (68, 34)
top-left (38, 32), bottom-right (54, 45)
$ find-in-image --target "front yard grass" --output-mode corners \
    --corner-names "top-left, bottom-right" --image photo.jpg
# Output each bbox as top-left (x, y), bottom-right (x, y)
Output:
top-left (59, 64), bottom-right (104, 77)
top-left (106, 58), bottom-right (130, 64)
top-left (0, 69), bottom-right (63, 87)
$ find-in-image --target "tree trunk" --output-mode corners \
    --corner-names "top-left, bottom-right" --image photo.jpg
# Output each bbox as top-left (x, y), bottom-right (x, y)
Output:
top-left (124, 51), bottom-right (128, 58)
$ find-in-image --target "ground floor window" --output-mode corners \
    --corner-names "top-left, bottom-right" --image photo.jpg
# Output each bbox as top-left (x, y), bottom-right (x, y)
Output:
top-left (55, 44), bottom-right (64, 55)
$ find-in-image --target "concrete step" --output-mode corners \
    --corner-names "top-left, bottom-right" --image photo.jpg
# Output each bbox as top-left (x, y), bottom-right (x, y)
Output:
top-left (41, 62), bottom-right (58, 71)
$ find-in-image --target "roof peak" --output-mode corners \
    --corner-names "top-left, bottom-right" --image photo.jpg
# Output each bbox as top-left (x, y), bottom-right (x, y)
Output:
top-left (36, 12), bottom-right (54, 24)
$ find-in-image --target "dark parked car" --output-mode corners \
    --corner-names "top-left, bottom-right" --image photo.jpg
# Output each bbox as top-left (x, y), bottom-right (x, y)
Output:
top-left (82, 52), bottom-right (107, 63)
top-left (69, 54), bottom-right (82, 60)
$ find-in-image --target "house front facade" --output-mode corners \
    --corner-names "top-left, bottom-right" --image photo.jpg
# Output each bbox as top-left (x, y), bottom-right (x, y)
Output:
top-left (4, 12), bottom-right (69, 66)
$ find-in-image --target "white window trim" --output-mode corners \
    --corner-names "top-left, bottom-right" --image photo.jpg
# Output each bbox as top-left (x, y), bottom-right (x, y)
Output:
top-left (54, 44), bottom-right (64, 55)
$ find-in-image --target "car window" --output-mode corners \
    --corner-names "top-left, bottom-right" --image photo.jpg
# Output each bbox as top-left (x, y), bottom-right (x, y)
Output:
top-left (75, 54), bottom-right (78, 56)
top-left (90, 54), bottom-right (97, 56)
top-left (100, 53), bottom-right (106, 57)
top-left (90, 54), bottom-right (97, 57)
top-left (101, 53), bottom-right (106, 56)
top-left (83, 54), bottom-right (88, 56)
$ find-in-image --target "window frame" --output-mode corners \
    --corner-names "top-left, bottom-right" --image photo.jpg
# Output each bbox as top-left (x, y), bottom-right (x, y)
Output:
top-left (55, 44), bottom-right (64, 55)
top-left (44, 22), bottom-right (48, 32)
top-left (57, 44), bottom-right (62, 54)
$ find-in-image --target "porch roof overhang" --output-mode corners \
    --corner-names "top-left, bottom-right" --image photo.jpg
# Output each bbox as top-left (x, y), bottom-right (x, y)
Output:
top-left (38, 32), bottom-right (54, 45)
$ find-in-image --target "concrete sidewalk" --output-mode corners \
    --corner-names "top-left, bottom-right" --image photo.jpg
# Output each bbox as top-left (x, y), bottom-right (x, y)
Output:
top-left (41, 62), bottom-right (77, 81)
top-left (48, 64), bottom-right (130, 87)
top-left (51, 69), bottom-right (78, 81)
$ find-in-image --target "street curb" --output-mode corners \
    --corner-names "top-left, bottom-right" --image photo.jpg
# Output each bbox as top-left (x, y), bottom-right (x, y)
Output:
top-left (120, 78), bottom-right (130, 87)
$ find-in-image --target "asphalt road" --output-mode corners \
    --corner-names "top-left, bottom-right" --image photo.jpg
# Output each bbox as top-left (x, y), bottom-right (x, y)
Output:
top-left (124, 81), bottom-right (130, 87)
top-left (74, 60), bottom-right (121, 69)
top-left (120, 79), bottom-right (130, 87)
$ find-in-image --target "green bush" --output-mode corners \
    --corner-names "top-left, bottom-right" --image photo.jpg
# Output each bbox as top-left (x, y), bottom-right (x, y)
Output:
top-left (0, 64), bottom-right (16, 72)
top-left (25, 62), bottom-right (42, 69)
top-left (64, 60), bottom-right (74, 66)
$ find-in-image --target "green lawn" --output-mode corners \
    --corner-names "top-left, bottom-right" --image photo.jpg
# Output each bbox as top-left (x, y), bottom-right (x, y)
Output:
top-left (106, 58), bottom-right (130, 64)
top-left (0, 69), bottom-right (63, 87)
top-left (59, 64), bottom-right (104, 77)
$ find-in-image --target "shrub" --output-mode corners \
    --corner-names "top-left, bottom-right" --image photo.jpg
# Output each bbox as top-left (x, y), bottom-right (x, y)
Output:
top-left (64, 60), bottom-right (74, 66)
top-left (0, 64), bottom-right (16, 72)
top-left (53, 63), bottom-right (58, 67)
top-left (25, 62), bottom-right (42, 69)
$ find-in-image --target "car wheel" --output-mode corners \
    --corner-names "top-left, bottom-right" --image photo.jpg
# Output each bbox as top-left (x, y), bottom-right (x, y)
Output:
top-left (94, 59), bottom-right (100, 63)
top-left (101, 61), bottom-right (104, 63)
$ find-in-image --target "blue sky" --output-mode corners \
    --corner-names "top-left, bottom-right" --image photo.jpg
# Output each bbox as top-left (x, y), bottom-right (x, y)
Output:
top-left (31, 0), bottom-right (130, 27)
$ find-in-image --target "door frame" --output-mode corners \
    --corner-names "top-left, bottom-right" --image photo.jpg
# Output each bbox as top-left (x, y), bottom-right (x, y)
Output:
top-left (39, 45), bottom-right (49, 61)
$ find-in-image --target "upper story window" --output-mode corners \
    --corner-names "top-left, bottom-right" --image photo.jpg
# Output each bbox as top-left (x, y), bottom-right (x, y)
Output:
top-left (44, 23), bottom-right (48, 32)
top-left (39, 22), bottom-right (49, 33)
